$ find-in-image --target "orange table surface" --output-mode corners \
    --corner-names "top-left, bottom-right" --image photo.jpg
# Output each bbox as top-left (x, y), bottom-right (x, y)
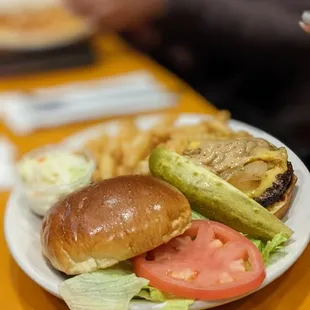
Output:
top-left (1, 35), bottom-right (310, 310)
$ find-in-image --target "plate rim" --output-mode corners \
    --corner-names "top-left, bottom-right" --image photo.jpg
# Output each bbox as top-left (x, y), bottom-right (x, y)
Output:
top-left (4, 112), bottom-right (310, 310)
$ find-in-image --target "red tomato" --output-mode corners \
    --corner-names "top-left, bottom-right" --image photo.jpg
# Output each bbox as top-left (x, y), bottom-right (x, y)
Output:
top-left (132, 220), bottom-right (266, 300)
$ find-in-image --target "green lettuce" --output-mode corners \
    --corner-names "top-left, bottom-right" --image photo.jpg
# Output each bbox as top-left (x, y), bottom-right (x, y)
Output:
top-left (137, 286), bottom-right (194, 309)
top-left (162, 299), bottom-right (195, 309)
top-left (248, 233), bottom-right (288, 264)
top-left (250, 239), bottom-right (265, 252)
top-left (136, 285), bottom-right (166, 302)
top-left (60, 264), bottom-right (193, 310)
top-left (59, 265), bottom-right (148, 310)
top-left (191, 210), bottom-right (208, 220)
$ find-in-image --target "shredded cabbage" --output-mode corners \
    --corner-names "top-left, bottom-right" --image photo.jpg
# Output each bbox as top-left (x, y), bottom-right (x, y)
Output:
top-left (18, 150), bottom-right (92, 187)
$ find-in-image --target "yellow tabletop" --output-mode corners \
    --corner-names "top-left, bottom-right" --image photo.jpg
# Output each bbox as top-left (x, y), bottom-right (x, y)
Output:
top-left (1, 35), bottom-right (309, 310)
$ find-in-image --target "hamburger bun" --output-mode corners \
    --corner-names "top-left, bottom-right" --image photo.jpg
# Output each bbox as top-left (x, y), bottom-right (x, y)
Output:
top-left (267, 175), bottom-right (297, 219)
top-left (41, 175), bottom-right (192, 275)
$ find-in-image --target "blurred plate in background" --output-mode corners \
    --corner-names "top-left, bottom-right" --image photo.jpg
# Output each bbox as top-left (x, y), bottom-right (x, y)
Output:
top-left (0, 0), bottom-right (92, 51)
top-left (0, 40), bottom-right (96, 77)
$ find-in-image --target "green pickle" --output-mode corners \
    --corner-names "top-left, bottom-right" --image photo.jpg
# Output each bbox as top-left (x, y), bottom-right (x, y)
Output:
top-left (149, 148), bottom-right (293, 241)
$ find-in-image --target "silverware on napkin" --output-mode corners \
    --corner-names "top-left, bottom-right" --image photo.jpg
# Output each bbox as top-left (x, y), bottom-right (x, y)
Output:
top-left (0, 71), bottom-right (179, 135)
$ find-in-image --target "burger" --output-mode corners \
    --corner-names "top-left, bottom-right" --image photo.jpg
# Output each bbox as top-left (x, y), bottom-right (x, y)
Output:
top-left (181, 137), bottom-right (297, 219)
top-left (41, 175), bottom-right (192, 275)
top-left (40, 174), bottom-right (293, 309)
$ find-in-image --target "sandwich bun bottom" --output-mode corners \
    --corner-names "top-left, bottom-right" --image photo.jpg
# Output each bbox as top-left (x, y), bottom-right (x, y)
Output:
top-left (267, 175), bottom-right (297, 219)
top-left (41, 175), bottom-right (192, 275)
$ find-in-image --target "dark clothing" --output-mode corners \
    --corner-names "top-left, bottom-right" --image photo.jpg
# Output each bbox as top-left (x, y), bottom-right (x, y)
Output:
top-left (123, 0), bottom-right (310, 167)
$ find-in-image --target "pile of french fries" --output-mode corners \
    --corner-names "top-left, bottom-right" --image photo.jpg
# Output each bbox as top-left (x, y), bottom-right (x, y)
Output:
top-left (84, 111), bottom-right (251, 182)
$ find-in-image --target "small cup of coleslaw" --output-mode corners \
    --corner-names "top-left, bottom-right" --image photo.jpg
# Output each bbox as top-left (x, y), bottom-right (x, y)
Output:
top-left (16, 145), bottom-right (96, 217)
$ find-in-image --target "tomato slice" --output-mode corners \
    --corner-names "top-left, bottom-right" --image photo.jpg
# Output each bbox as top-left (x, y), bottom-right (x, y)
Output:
top-left (132, 220), bottom-right (266, 300)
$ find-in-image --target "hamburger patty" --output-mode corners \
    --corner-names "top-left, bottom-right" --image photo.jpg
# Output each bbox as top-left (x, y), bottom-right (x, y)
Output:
top-left (254, 162), bottom-right (294, 207)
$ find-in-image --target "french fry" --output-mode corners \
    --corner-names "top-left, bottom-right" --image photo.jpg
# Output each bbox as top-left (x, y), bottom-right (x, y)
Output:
top-left (99, 153), bottom-right (116, 179)
top-left (215, 110), bottom-right (231, 123)
top-left (133, 158), bottom-right (150, 175)
top-left (115, 165), bottom-right (133, 176)
top-left (123, 132), bottom-right (153, 168)
top-left (235, 130), bottom-right (252, 138)
top-left (105, 136), bottom-right (123, 163)
top-left (207, 119), bottom-right (232, 136)
top-left (80, 111), bottom-right (245, 182)
top-left (155, 113), bottom-right (178, 128)
top-left (149, 114), bottom-right (178, 139)
top-left (85, 134), bottom-right (109, 163)
top-left (92, 169), bottom-right (102, 182)
top-left (118, 119), bottom-right (139, 141)
top-left (118, 120), bottom-right (140, 160)
top-left (85, 140), bottom-right (101, 159)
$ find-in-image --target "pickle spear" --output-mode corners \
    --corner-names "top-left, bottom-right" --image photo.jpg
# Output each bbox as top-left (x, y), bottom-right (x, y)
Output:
top-left (149, 148), bottom-right (293, 241)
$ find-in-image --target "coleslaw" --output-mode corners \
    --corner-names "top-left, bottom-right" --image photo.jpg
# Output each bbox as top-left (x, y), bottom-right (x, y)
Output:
top-left (17, 147), bottom-right (95, 216)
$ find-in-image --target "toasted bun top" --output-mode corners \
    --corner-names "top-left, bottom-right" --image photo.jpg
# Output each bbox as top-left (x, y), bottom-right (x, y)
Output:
top-left (41, 175), bottom-right (192, 275)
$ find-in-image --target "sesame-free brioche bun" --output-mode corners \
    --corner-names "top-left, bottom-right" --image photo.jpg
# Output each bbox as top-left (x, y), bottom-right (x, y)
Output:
top-left (41, 175), bottom-right (192, 275)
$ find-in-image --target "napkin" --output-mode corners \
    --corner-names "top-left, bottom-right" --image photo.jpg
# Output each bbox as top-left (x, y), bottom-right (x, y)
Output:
top-left (0, 71), bottom-right (179, 135)
top-left (0, 137), bottom-right (16, 191)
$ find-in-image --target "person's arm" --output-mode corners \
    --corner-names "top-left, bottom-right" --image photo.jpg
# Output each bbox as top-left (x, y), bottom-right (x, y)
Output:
top-left (66, 0), bottom-right (310, 62)
top-left (300, 11), bottom-right (310, 33)
top-left (66, 0), bottom-right (164, 30)
top-left (160, 0), bottom-right (310, 61)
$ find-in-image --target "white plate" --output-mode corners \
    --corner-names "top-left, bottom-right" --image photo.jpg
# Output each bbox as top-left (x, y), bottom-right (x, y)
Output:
top-left (4, 113), bottom-right (310, 310)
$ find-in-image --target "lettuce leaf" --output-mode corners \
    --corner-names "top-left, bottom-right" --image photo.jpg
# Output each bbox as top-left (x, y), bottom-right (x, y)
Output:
top-left (136, 285), bottom-right (166, 302)
top-left (60, 264), bottom-right (194, 310)
top-left (248, 233), bottom-right (288, 264)
top-left (59, 265), bottom-right (148, 310)
top-left (162, 299), bottom-right (195, 309)
top-left (249, 239), bottom-right (265, 252)
top-left (137, 286), bottom-right (194, 309)
top-left (191, 210), bottom-right (208, 220)
top-left (261, 234), bottom-right (288, 263)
